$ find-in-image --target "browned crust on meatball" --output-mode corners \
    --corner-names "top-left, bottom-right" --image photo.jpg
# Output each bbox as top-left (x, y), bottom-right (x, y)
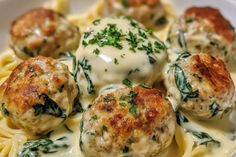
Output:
top-left (10, 8), bottom-right (60, 40)
top-left (190, 53), bottom-right (234, 93)
top-left (1, 56), bottom-right (66, 112)
top-left (185, 7), bottom-right (235, 42)
top-left (92, 86), bottom-right (172, 139)
top-left (127, 0), bottom-right (160, 7)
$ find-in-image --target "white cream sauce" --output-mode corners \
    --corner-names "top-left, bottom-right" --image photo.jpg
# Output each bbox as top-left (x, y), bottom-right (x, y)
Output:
top-left (76, 17), bottom-right (167, 101)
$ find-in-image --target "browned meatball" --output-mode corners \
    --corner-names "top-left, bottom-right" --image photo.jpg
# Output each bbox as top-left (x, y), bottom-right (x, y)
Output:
top-left (0, 56), bottom-right (78, 136)
top-left (10, 8), bottom-right (80, 59)
top-left (80, 86), bottom-right (175, 157)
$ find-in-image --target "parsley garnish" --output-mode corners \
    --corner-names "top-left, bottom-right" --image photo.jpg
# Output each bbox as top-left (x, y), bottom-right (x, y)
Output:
top-left (126, 31), bottom-right (139, 52)
top-left (93, 48), bottom-right (100, 55)
top-left (114, 58), bottom-right (119, 64)
top-left (88, 24), bottom-right (123, 49)
top-left (91, 115), bottom-right (98, 120)
top-left (122, 78), bottom-right (133, 87)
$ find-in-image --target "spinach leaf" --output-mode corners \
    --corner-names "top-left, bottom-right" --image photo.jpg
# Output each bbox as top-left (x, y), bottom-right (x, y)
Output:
top-left (33, 94), bottom-right (66, 118)
top-left (209, 102), bottom-right (221, 117)
top-left (79, 58), bottom-right (95, 95)
top-left (19, 137), bottom-right (69, 157)
top-left (58, 52), bottom-right (78, 81)
top-left (187, 130), bottom-right (221, 147)
top-left (178, 30), bottom-right (187, 50)
top-left (176, 52), bottom-right (191, 61)
top-left (1, 103), bottom-right (9, 116)
top-left (176, 110), bottom-right (189, 125)
top-left (174, 64), bottom-right (199, 102)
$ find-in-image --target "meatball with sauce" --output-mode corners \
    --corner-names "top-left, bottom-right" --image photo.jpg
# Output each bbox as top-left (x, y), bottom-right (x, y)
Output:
top-left (80, 86), bottom-right (175, 157)
top-left (0, 56), bottom-right (78, 136)
top-left (10, 8), bottom-right (80, 59)
top-left (103, 0), bottom-right (167, 27)
top-left (77, 17), bottom-right (167, 98)
top-left (168, 7), bottom-right (236, 70)
top-left (164, 53), bottom-right (235, 120)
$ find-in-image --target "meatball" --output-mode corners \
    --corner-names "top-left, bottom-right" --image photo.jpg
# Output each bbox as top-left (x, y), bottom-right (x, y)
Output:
top-left (77, 17), bottom-right (167, 98)
top-left (164, 52), bottom-right (235, 120)
top-left (80, 86), bottom-right (175, 157)
top-left (168, 7), bottom-right (236, 70)
top-left (0, 56), bottom-right (78, 136)
top-left (10, 8), bottom-right (80, 59)
top-left (103, 0), bottom-right (166, 27)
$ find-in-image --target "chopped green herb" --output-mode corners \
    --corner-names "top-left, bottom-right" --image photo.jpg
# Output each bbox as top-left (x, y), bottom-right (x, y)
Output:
top-left (126, 31), bottom-right (139, 52)
top-left (1, 103), bottom-right (9, 116)
top-left (154, 41), bottom-right (166, 51)
top-left (33, 94), bottom-right (66, 118)
top-left (119, 102), bottom-right (127, 107)
top-left (139, 42), bottom-right (153, 54)
top-left (130, 20), bottom-right (140, 28)
top-left (91, 115), bottom-right (98, 120)
top-left (93, 48), bottom-right (100, 55)
top-left (122, 78), bottom-right (133, 87)
top-left (138, 29), bottom-right (147, 39)
top-left (174, 64), bottom-right (199, 101)
top-left (178, 30), bottom-right (187, 50)
top-left (114, 58), bottom-right (119, 64)
top-left (82, 40), bottom-right (88, 47)
top-left (84, 31), bottom-right (93, 39)
top-left (89, 24), bottom-right (123, 49)
top-left (129, 103), bottom-right (138, 116)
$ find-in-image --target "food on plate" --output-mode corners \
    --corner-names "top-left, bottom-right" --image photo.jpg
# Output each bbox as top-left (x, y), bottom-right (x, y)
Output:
top-left (0, 56), bottom-right (78, 136)
top-left (10, 8), bottom-right (80, 59)
top-left (103, 0), bottom-right (167, 27)
top-left (168, 6), bottom-right (236, 69)
top-left (164, 52), bottom-right (235, 120)
top-left (77, 17), bottom-right (167, 96)
top-left (80, 86), bottom-right (175, 157)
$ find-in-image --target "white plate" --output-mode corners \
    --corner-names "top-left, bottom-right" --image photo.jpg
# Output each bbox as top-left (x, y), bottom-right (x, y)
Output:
top-left (0, 0), bottom-right (236, 52)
